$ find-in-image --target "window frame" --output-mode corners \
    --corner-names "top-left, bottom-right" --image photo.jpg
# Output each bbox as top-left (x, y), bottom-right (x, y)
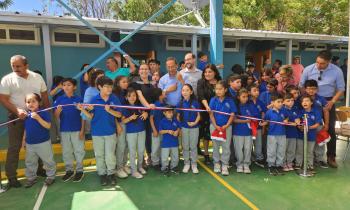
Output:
top-left (275, 41), bottom-right (300, 51)
top-left (305, 43), bottom-right (327, 51)
top-left (0, 24), bottom-right (41, 45)
top-left (51, 28), bottom-right (105, 48)
top-left (165, 36), bottom-right (202, 51)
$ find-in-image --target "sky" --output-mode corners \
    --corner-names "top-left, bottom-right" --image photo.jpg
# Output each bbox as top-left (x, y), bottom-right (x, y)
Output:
top-left (6, 0), bottom-right (63, 14)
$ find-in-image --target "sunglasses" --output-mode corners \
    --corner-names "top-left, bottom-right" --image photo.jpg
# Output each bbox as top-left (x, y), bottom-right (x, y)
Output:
top-left (318, 71), bottom-right (323, 81)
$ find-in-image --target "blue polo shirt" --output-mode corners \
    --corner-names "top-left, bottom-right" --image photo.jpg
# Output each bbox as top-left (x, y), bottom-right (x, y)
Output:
top-left (299, 108), bottom-right (322, 141)
top-left (158, 73), bottom-right (182, 106)
top-left (259, 81), bottom-right (267, 93)
top-left (233, 103), bottom-right (257, 136)
top-left (25, 111), bottom-right (51, 145)
top-left (249, 98), bottom-right (267, 119)
top-left (312, 94), bottom-right (327, 117)
top-left (159, 117), bottom-right (180, 148)
top-left (281, 106), bottom-right (299, 138)
top-left (264, 108), bottom-right (286, 136)
top-left (53, 94), bottom-right (82, 132)
top-left (80, 75), bottom-right (89, 98)
top-left (228, 88), bottom-right (237, 98)
top-left (259, 91), bottom-right (272, 108)
top-left (90, 94), bottom-right (122, 136)
top-left (198, 60), bottom-right (208, 71)
top-left (209, 96), bottom-right (237, 126)
top-left (176, 99), bottom-right (200, 128)
top-left (150, 101), bottom-right (166, 131)
top-left (122, 104), bottom-right (146, 133)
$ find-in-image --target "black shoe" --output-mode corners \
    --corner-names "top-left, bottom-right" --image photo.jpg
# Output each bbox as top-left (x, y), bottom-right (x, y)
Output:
top-left (198, 148), bottom-right (205, 156)
top-left (275, 167), bottom-right (285, 175)
top-left (161, 167), bottom-right (170, 176)
top-left (73, 172), bottom-right (84, 182)
top-left (153, 164), bottom-right (161, 171)
top-left (100, 175), bottom-right (108, 186)
top-left (170, 167), bottom-right (179, 175)
top-left (62, 171), bottom-right (74, 182)
top-left (204, 155), bottom-right (211, 165)
top-left (307, 166), bottom-right (316, 174)
top-left (24, 179), bottom-right (37, 188)
top-left (44, 178), bottom-right (55, 186)
top-left (268, 167), bottom-right (277, 176)
top-left (318, 161), bottom-right (329, 169)
top-left (7, 178), bottom-right (22, 188)
top-left (108, 174), bottom-right (117, 186)
top-left (36, 169), bottom-right (47, 177)
top-left (254, 160), bottom-right (265, 168)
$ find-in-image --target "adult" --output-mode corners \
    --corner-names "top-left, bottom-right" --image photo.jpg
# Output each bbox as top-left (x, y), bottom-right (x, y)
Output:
top-left (197, 64), bottom-right (222, 164)
top-left (158, 57), bottom-right (182, 106)
top-left (300, 50), bottom-right (345, 168)
top-left (178, 52), bottom-right (202, 95)
top-left (341, 58), bottom-right (348, 88)
top-left (331, 56), bottom-right (340, 67)
top-left (0, 55), bottom-right (49, 188)
top-left (272, 59), bottom-right (282, 75)
top-left (263, 58), bottom-right (272, 69)
top-left (79, 63), bottom-right (92, 98)
top-left (291, 56), bottom-right (304, 85)
top-left (105, 53), bottom-right (136, 80)
top-left (148, 59), bottom-right (161, 75)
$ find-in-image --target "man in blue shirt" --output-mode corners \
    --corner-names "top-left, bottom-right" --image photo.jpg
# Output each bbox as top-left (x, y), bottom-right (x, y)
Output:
top-left (299, 50), bottom-right (345, 168)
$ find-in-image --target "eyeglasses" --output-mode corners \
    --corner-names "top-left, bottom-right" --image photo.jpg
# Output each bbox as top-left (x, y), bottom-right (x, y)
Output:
top-left (318, 71), bottom-right (323, 81)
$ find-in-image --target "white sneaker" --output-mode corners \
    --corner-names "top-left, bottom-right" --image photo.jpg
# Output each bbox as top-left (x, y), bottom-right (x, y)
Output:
top-left (182, 164), bottom-right (191, 173)
top-left (132, 171), bottom-right (143, 179)
top-left (191, 165), bottom-right (199, 174)
top-left (116, 168), bottom-right (128, 178)
top-left (214, 163), bottom-right (221, 173)
top-left (123, 166), bottom-right (131, 175)
top-left (138, 167), bottom-right (147, 175)
top-left (221, 166), bottom-right (229, 176)
top-left (237, 166), bottom-right (244, 173)
top-left (243, 166), bottom-right (251, 174)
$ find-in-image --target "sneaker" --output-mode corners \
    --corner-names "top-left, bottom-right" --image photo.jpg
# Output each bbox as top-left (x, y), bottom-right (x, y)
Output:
top-left (294, 164), bottom-right (301, 170)
top-left (307, 166), bottom-right (316, 174)
top-left (36, 169), bottom-right (47, 177)
top-left (283, 165), bottom-right (289, 172)
top-left (254, 159), bottom-right (265, 168)
top-left (287, 164), bottom-right (294, 171)
top-left (182, 164), bottom-right (191, 173)
top-left (236, 166), bottom-right (244, 173)
top-left (268, 167), bottom-right (277, 176)
top-left (327, 157), bottom-right (338, 168)
top-left (152, 164), bottom-right (161, 171)
top-left (62, 171), bottom-right (74, 182)
top-left (44, 178), bottom-right (55, 186)
top-left (7, 178), bottom-right (22, 188)
top-left (139, 167), bottom-right (147, 175)
top-left (116, 168), bottom-right (128, 178)
top-left (132, 171), bottom-right (143, 179)
top-left (191, 165), bottom-right (199, 174)
top-left (243, 166), bottom-right (251, 174)
top-left (318, 161), bottom-right (329, 169)
top-left (108, 174), bottom-right (117, 185)
top-left (221, 165), bottom-right (229, 176)
top-left (275, 167), bottom-right (285, 175)
top-left (123, 166), bottom-right (131, 175)
top-left (24, 179), bottom-right (37, 188)
top-left (214, 163), bottom-right (221, 173)
top-left (204, 155), bottom-right (211, 165)
top-left (100, 175), bottom-right (108, 186)
top-left (73, 172), bottom-right (84, 182)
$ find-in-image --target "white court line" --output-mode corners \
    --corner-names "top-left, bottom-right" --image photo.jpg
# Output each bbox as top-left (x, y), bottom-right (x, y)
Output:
top-left (33, 184), bottom-right (48, 210)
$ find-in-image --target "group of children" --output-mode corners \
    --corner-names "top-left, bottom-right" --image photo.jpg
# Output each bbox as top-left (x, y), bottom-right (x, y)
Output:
top-left (22, 65), bottom-right (330, 187)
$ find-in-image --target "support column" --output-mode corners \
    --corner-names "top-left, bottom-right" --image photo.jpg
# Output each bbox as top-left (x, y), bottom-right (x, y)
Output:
top-left (346, 1), bottom-right (350, 106)
top-left (42, 24), bottom-right (53, 88)
top-left (192, 34), bottom-right (198, 66)
top-left (286, 39), bottom-right (293, 65)
top-left (209, 0), bottom-right (223, 77)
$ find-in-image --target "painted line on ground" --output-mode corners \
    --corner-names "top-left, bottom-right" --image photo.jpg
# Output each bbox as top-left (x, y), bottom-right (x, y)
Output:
top-left (33, 184), bottom-right (48, 210)
top-left (198, 160), bottom-right (259, 210)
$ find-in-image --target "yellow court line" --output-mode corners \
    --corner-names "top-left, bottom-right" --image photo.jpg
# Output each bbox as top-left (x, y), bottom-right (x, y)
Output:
top-left (198, 160), bottom-right (259, 210)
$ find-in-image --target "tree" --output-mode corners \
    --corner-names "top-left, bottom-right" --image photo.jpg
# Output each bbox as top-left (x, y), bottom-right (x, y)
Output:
top-left (0, 0), bottom-right (13, 10)
top-left (68, 0), bottom-right (113, 19)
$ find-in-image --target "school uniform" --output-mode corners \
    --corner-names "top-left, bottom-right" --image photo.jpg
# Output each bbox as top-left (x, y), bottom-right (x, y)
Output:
top-left (123, 104), bottom-right (146, 173)
top-left (312, 94), bottom-right (328, 162)
top-left (54, 94), bottom-right (85, 173)
top-left (159, 117), bottom-right (180, 171)
top-left (228, 88), bottom-right (237, 98)
top-left (24, 111), bottom-right (56, 181)
top-left (264, 108), bottom-right (287, 167)
top-left (177, 100), bottom-right (200, 167)
top-left (150, 101), bottom-right (165, 166)
top-left (249, 99), bottom-right (267, 161)
top-left (259, 91), bottom-right (273, 108)
top-left (259, 81), bottom-right (267, 93)
top-left (281, 106), bottom-right (299, 165)
top-left (114, 91), bottom-right (128, 170)
top-left (209, 96), bottom-right (237, 166)
top-left (90, 94), bottom-right (121, 176)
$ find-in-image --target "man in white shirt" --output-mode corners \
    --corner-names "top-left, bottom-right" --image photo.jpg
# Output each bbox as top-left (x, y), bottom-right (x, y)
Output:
top-left (177, 52), bottom-right (202, 95)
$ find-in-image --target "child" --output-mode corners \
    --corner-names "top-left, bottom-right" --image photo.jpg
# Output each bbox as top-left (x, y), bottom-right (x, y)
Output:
top-left (259, 78), bottom-right (278, 109)
top-left (54, 78), bottom-right (85, 182)
top-left (23, 93), bottom-right (56, 188)
top-left (233, 88), bottom-right (257, 174)
top-left (246, 74), bottom-right (255, 87)
top-left (259, 68), bottom-right (273, 93)
top-left (78, 76), bottom-right (122, 186)
top-left (261, 93), bottom-right (288, 176)
top-left (150, 88), bottom-right (166, 168)
top-left (247, 64), bottom-right (260, 81)
top-left (295, 95), bottom-right (322, 172)
top-left (151, 71), bottom-right (161, 88)
top-left (227, 74), bottom-right (241, 98)
top-left (197, 52), bottom-right (208, 71)
top-left (177, 84), bottom-right (201, 174)
top-left (122, 87), bottom-right (148, 179)
top-left (303, 80), bottom-right (329, 168)
top-left (113, 75), bottom-right (130, 178)
top-left (49, 75), bottom-right (64, 102)
top-left (209, 80), bottom-right (236, 176)
top-left (159, 105), bottom-right (181, 175)
top-left (281, 93), bottom-right (299, 171)
top-left (248, 84), bottom-right (267, 168)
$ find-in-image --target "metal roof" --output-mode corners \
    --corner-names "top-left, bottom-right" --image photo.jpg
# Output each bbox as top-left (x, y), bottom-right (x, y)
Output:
top-left (0, 12), bottom-right (347, 43)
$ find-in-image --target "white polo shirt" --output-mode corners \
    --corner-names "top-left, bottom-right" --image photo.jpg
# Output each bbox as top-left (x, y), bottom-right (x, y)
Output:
top-left (0, 70), bottom-right (47, 109)
top-left (180, 67), bottom-right (202, 95)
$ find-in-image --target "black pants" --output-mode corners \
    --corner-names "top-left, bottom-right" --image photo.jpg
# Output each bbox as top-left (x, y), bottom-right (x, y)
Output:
top-left (325, 99), bottom-right (336, 158)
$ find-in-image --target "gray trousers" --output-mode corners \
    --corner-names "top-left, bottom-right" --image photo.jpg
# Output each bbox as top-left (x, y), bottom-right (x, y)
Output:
top-left (126, 131), bottom-right (146, 173)
top-left (92, 134), bottom-right (117, 176)
top-left (25, 140), bottom-right (56, 180)
top-left (161, 147), bottom-right (179, 170)
top-left (314, 126), bottom-right (325, 162)
top-left (285, 138), bottom-right (297, 165)
top-left (151, 134), bottom-right (161, 166)
top-left (210, 124), bottom-right (232, 166)
top-left (254, 129), bottom-right (263, 160)
top-left (116, 124), bottom-right (129, 169)
top-left (61, 131), bottom-right (85, 172)
top-left (295, 140), bottom-right (316, 167)
top-left (267, 135), bottom-right (287, 167)
top-left (234, 135), bottom-right (253, 167)
top-left (182, 127), bottom-right (199, 166)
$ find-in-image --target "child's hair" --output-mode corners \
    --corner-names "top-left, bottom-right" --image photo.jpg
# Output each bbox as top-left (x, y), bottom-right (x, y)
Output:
top-left (125, 87), bottom-right (140, 103)
top-left (153, 88), bottom-right (163, 101)
top-left (247, 83), bottom-right (259, 92)
top-left (25, 93), bottom-right (41, 103)
top-left (52, 75), bottom-right (64, 86)
top-left (262, 67), bottom-right (273, 77)
top-left (279, 65), bottom-right (293, 77)
top-left (163, 104), bottom-right (175, 114)
top-left (304, 79), bottom-right (318, 88)
top-left (234, 88), bottom-right (249, 114)
top-left (270, 93), bottom-right (283, 102)
top-left (88, 68), bottom-right (105, 87)
top-left (113, 75), bottom-right (128, 96)
top-left (215, 80), bottom-right (229, 97)
top-left (178, 84), bottom-right (196, 121)
top-left (285, 84), bottom-right (298, 94)
top-left (197, 52), bottom-right (206, 59)
top-left (300, 94), bottom-right (313, 103)
top-left (267, 78), bottom-right (278, 87)
top-left (62, 78), bottom-right (77, 86)
top-left (283, 93), bottom-right (294, 100)
top-left (96, 76), bottom-right (113, 90)
top-left (148, 59), bottom-right (160, 65)
top-left (227, 74), bottom-right (241, 83)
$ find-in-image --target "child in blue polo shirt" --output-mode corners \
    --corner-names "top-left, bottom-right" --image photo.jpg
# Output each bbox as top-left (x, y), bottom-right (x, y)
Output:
top-left (78, 76), bottom-right (122, 186)
top-left (295, 95), bottom-right (322, 172)
top-left (281, 93), bottom-right (299, 172)
top-left (259, 78), bottom-right (278, 109)
top-left (150, 88), bottom-right (166, 168)
top-left (176, 84), bottom-right (200, 174)
top-left (233, 88), bottom-right (258, 174)
top-left (122, 87), bottom-right (149, 179)
top-left (227, 74), bottom-right (241, 98)
top-left (159, 106), bottom-right (181, 175)
top-left (261, 93), bottom-right (288, 176)
top-left (54, 78), bottom-right (85, 182)
top-left (23, 93), bottom-right (56, 188)
top-left (209, 80), bottom-right (237, 176)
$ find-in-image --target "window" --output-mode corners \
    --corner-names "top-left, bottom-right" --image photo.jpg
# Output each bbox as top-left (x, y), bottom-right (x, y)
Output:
top-left (0, 29), bottom-right (7, 39)
top-left (305, 43), bottom-right (327, 51)
top-left (54, 32), bottom-right (77, 43)
top-left (208, 39), bottom-right (239, 52)
top-left (332, 44), bottom-right (348, 52)
top-left (79, 34), bottom-right (100, 44)
top-left (0, 24), bottom-right (40, 45)
top-left (9, 29), bottom-right (35, 40)
top-left (275, 41), bottom-right (299, 50)
top-left (166, 36), bottom-right (201, 51)
top-left (52, 28), bottom-right (105, 48)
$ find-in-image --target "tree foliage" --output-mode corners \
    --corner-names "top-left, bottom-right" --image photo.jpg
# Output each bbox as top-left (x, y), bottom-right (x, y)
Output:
top-left (0, 0), bottom-right (13, 10)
